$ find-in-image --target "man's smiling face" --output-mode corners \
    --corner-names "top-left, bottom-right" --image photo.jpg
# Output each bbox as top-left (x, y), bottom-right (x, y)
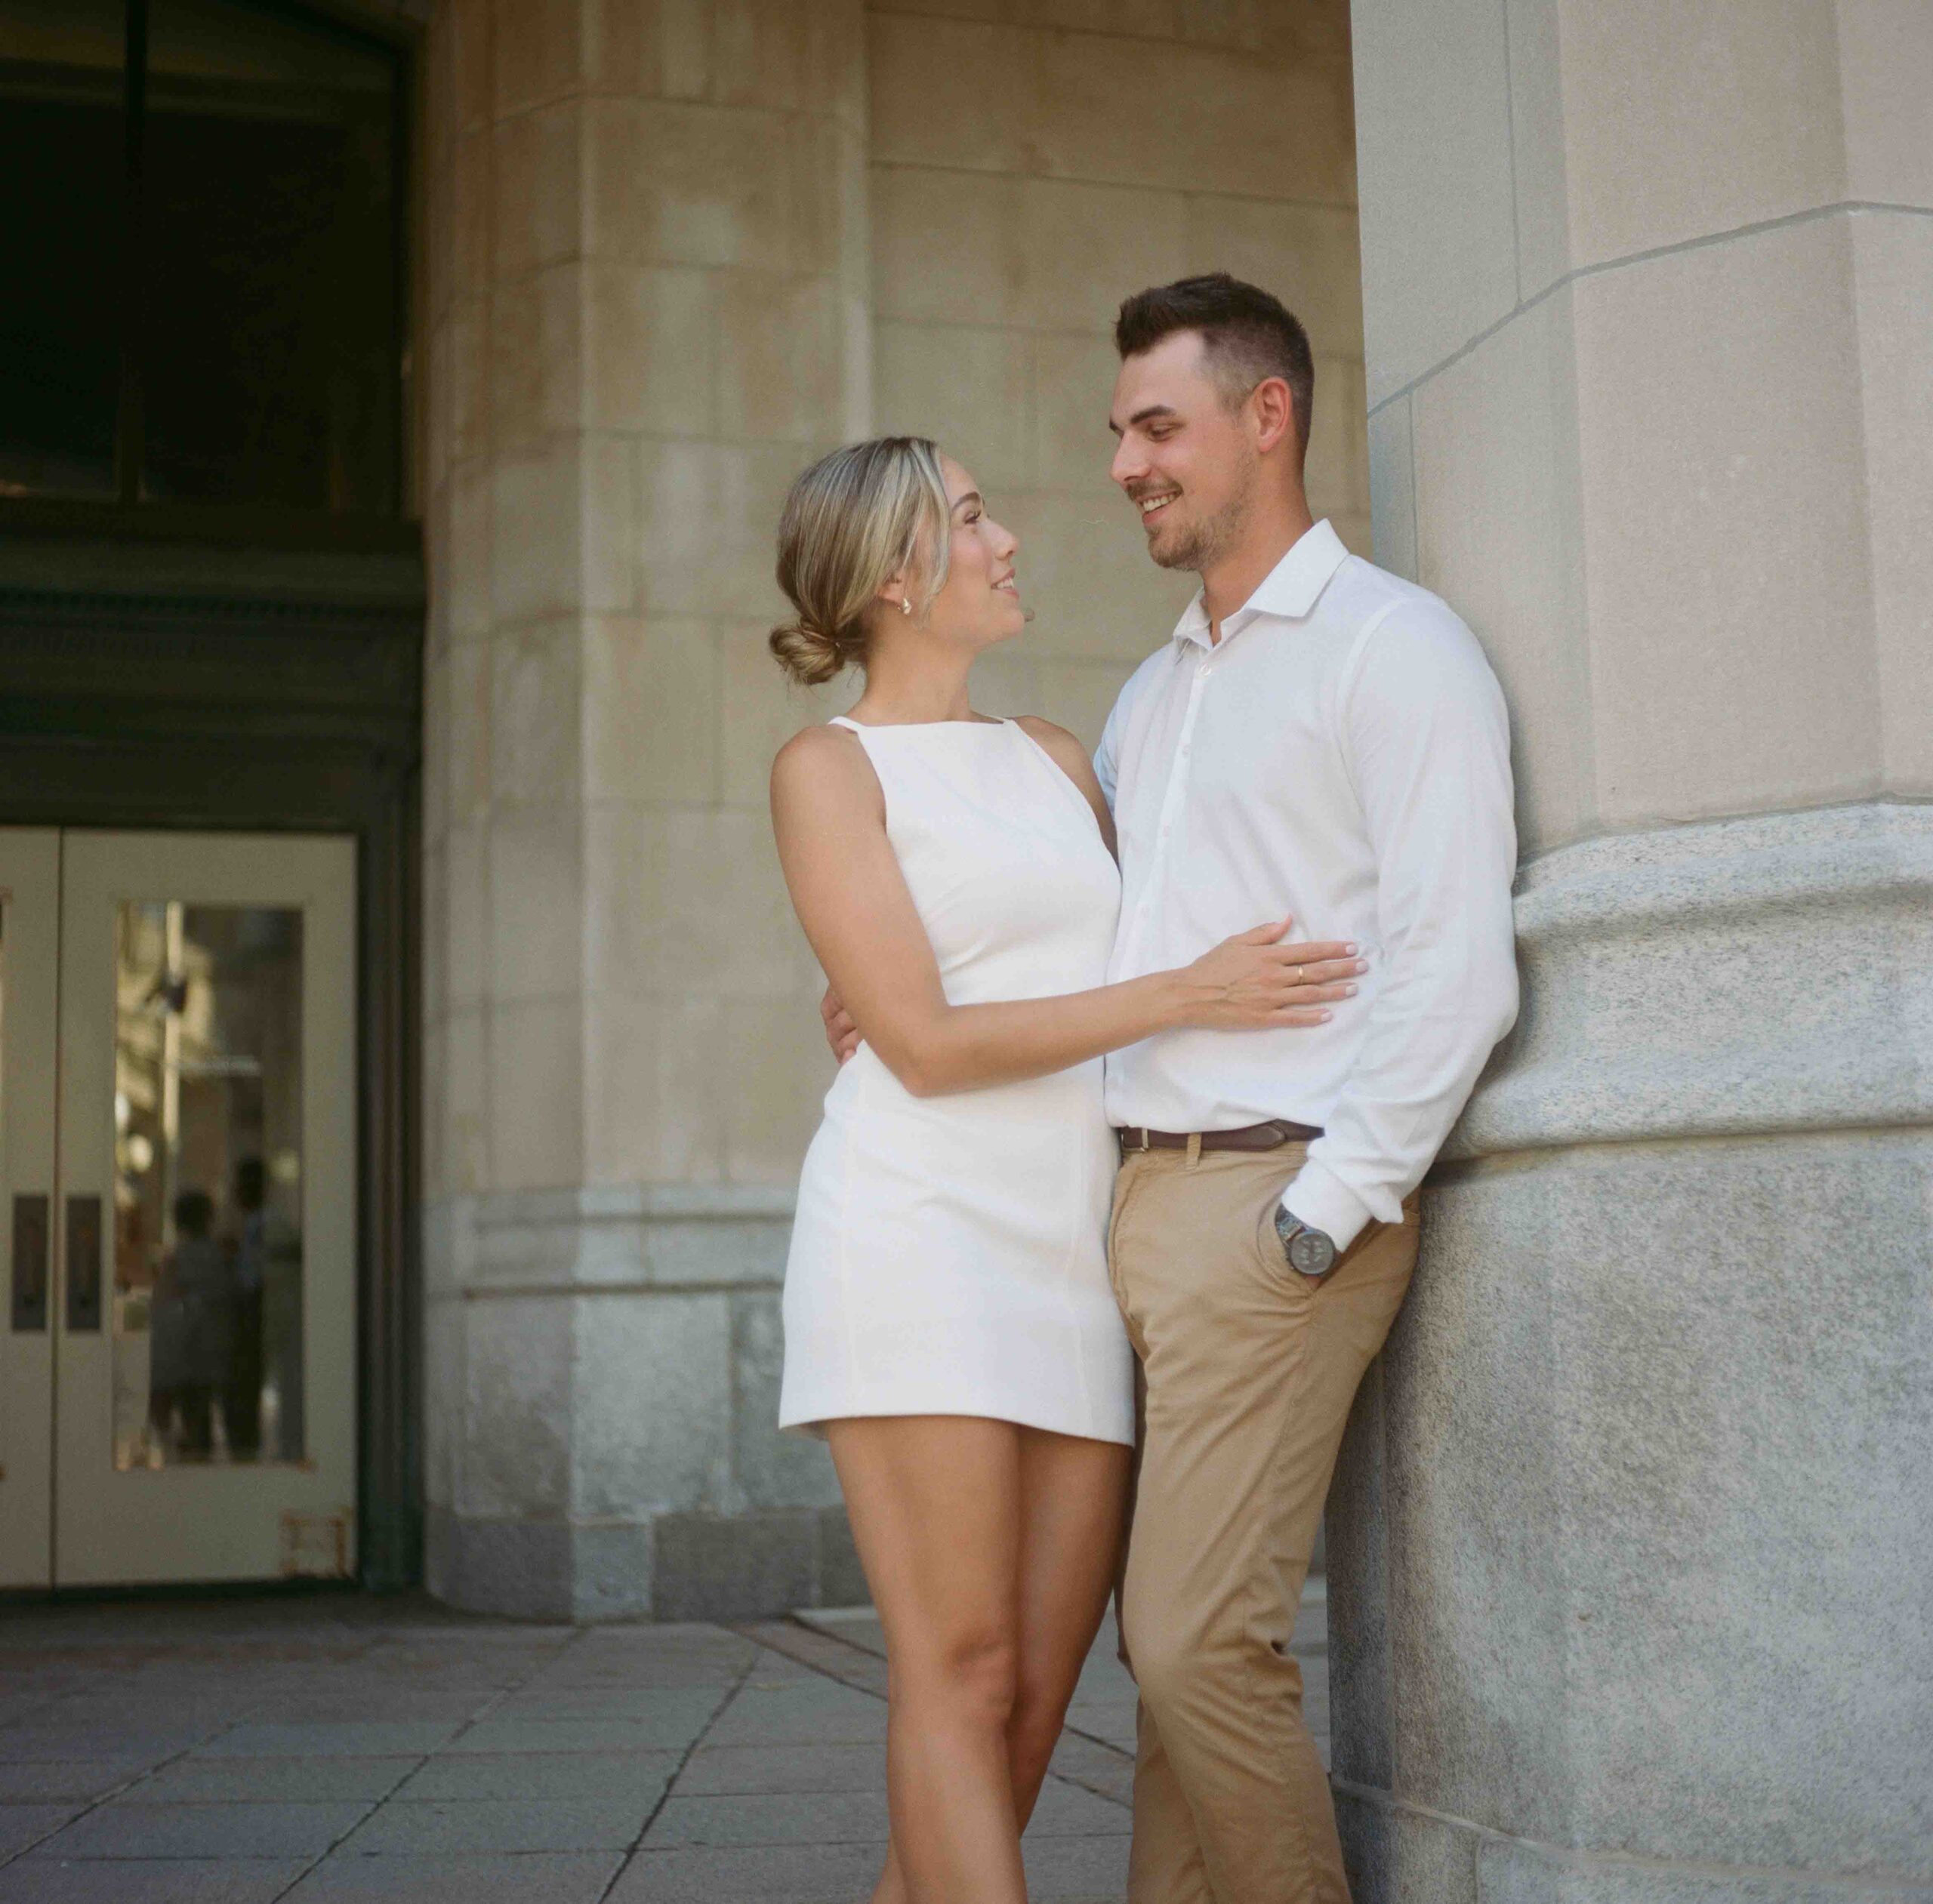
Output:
top-left (1108, 329), bottom-right (1259, 574)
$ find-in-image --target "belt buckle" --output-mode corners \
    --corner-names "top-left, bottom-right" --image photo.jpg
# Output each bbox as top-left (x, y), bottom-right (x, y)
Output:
top-left (1124, 1126), bottom-right (1152, 1153)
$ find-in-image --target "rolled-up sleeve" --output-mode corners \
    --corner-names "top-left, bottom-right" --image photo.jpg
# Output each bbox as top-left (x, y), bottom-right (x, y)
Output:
top-left (1281, 600), bottom-right (1520, 1248)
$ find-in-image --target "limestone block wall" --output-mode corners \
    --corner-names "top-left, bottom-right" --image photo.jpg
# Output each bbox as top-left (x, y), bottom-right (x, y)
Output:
top-left (418, 0), bottom-right (869, 1620)
top-left (1334, 1), bottom-right (1933, 1896)
top-left (865, 0), bottom-right (1367, 747)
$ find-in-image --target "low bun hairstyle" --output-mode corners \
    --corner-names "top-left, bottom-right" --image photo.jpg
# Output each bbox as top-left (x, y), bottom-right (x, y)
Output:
top-left (769, 436), bottom-right (952, 686)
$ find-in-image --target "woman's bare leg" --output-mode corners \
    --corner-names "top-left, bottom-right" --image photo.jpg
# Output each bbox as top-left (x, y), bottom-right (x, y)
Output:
top-left (1006, 1429), bottom-right (1133, 1824)
top-left (850, 1422), bottom-right (1133, 1904)
top-left (831, 1416), bottom-right (1028, 1904)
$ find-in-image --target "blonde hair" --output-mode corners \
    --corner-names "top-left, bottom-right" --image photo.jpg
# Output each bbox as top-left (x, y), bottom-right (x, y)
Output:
top-left (769, 436), bottom-right (953, 686)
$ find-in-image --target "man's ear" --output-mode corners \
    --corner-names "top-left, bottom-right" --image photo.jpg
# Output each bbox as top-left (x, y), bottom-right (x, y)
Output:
top-left (1249, 376), bottom-right (1296, 458)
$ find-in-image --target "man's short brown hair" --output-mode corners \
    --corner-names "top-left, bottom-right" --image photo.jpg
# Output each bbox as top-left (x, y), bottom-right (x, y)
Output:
top-left (1114, 273), bottom-right (1315, 453)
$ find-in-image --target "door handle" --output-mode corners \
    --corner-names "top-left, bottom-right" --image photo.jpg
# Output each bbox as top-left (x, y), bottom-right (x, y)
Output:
top-left (65, 1195), bottom-right (102, 1332)
top-left (11, 1194), bottom-right (48, 1332)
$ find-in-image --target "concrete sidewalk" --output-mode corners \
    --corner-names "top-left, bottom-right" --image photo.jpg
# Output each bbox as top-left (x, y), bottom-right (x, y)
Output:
top-left (0, 1584), bottom-right (1327, 1902)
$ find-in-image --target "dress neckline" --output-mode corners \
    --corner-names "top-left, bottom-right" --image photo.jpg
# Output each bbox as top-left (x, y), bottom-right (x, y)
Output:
top-left (829, 714), bottom-right (1013, 732)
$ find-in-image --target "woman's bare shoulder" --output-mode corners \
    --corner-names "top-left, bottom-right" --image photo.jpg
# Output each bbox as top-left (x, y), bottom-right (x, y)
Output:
top-left (770, 720), bottom-right (880, 812)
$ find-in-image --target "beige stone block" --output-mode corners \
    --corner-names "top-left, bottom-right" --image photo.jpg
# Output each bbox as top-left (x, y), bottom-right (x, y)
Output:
top-left (1003, 488), bottom-right (1193, 661)
top-left (492, 0), bottom-right (581, 118)
top-left (492, 436), bottom-right (637, 624)
top-left (583, 990), bottom-right (727, 1182)
top-left (584, 263), bottom-right (715, 438)
top-left (1414, 294), bottom-right (1593, 855)
top-left (449, 128), bottom-right (493, 312)
top-left (446, 298), bottom-right (491, 470)
top-left (635, 438), bottom-right (803, 619)
top-left (449, 0), bottom-right (492, 137)
top-left (1034, 29), bottom-right (1356, 201)
top-left (488, 997), bottom-right (585, 1190)
top-left (445, 821), bottom-right (489, 1012)
top-left (966, 649), bottom-right (1041, 723)
top-left (583, 616), bottom-right (720, 804)
top-left (874, 322), bottom-right (1035, 492)
top-left (421, 1020), bottom-right (448, 1203)
top-left (1305, 353), bottom-right (1367, 519)
top-left (868, 12), bottom-right (1039, 174)
top-left (717, 621), bottom-right (847, 809)
top-left (1013, 179), bottom-right (1186, 334)
top-left (720, 994), bottom-right (840, 1183)
top-left (717, 271), bottom-right (846, 445)
top-left (1180, 199), bottom-right (1364, 357)
top-left (584, 806), bottom-right (808, 1004)
top-left (1177, 0), bottom-right (1352, 62)
top-left (1554, 0), bottom-right (1845, 267)
top-left (1836, 0), bottom-right (1933, 208)
top-left (1505, 0), bottom-right (1571, 298)
top-left (1013, 0), bottom-right (1179, 35)
top-left (1573, 216), bottom-right (1880, 827)
top-left (578, 0), bottom-right (662, 99)
top-left (870, 165), bottom-right (1019, 329)
top-left (422, 650), bottom-right (451, 846)
top-left (1352, 0), bottom-right (1518, 408)
top-left (1328, 509), bottom-right (1373, 557)
top-left (489, 808), bottom-right (584, 1003)
top-left (1034, 658), bottom-right (1137, 755)
top-left (587, 99), bottom-right (794, 270)
top-left (492, 103), bottom-right (581, 285)
top-left (446, 639), bottom-right (492, 824)
top-left (491, 618), bottom-right (584, 809)
top-left (443, 1004), bottom-right (489, 1197)
top-left (699, 0), bottom-right (865, 119)
top-left (1032, 333), bottom-right (1122, 491)
top-left (422, 839), bottom-right (448, 1031)
top-left (446, 456), bottom-right (495, 641)
top-left (781, 110), bottom-right (869, 285)
top-left (1366, 392), bottom-right (1417, 584)
top-left (489, 266), bottom-right (581, 450)
top-left (1851, 213), bottom-right (1933, 793)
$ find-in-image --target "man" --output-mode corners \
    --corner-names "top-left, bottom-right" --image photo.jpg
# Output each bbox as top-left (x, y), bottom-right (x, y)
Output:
top-left (1092, 273), bottom-right (1517, 1901)
top-left (827, 273), bottom-right (1518, 1900)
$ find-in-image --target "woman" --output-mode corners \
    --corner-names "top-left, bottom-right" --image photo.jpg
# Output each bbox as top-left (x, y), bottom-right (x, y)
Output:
top-left (766, 437), bottom-right (1362, 1904)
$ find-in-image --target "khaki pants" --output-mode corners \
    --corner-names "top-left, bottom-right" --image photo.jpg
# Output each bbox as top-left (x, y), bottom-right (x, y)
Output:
top-left (1108, 1141), bottom-right (1420, 1904)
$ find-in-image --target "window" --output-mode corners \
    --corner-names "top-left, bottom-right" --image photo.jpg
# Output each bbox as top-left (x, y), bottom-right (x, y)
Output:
top-left (0, 0), bottom-right (408, 538)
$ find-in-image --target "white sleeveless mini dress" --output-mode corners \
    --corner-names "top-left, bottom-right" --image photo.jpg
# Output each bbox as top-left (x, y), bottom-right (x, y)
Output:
top-left (778, 716), bottom-right (1136, 1446)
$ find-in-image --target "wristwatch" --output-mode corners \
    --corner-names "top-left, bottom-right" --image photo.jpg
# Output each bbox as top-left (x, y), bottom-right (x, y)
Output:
top-left (1273, 1204), bottom-right (1336, 1278)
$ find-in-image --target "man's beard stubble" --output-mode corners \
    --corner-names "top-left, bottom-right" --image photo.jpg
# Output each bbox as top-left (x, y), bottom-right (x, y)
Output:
top-left (1148, 461), bottom-right (1256, 575)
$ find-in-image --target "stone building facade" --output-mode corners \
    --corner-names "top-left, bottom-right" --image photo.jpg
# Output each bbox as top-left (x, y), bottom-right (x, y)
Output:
top-left (414, 0), bottom-right (1371, 1622)
top-left (2, 1), bottom-right (1924, 1897)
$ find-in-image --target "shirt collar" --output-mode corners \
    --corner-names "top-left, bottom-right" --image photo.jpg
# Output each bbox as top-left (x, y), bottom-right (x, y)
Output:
top-left (1170, 518), bottom-right (1351, 651)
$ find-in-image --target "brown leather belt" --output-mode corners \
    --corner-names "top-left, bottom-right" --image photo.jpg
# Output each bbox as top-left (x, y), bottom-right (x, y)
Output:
top-left (1117, 1119), bottom-right (1323, 1154)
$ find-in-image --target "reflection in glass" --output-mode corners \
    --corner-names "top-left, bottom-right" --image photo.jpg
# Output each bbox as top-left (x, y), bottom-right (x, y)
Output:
top-left (142, 0), bottom-right (401, 511)
top-left (0, 0), bottom-right (125, 498)
top-left (113, 901), bottom-right (304, 1469)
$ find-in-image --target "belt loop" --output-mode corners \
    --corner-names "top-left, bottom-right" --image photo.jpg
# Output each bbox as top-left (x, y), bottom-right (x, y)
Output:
top-left (1185, 1131), bottom-right (1201, 1169)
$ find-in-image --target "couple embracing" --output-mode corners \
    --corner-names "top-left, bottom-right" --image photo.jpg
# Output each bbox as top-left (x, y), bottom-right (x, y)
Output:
top-left (765, 274), bottom-right (1519, 1904)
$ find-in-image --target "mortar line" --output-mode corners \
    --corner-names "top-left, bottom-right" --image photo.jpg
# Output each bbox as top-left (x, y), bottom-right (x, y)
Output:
top-left (597, 1642), bottom-right (763, 1901)
top-left (265, 1619), bottom-right (584, 1901)
top-left (1367, 199), bottom-right (1933, 421)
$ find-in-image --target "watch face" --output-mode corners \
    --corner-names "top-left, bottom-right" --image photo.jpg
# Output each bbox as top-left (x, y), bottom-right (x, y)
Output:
top-left (1287, 1225), bottom-right (1335, 1277)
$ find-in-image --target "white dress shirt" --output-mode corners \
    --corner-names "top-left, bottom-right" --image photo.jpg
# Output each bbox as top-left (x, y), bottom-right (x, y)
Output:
top-left (1096, 519), bottom-right (1519, 1250)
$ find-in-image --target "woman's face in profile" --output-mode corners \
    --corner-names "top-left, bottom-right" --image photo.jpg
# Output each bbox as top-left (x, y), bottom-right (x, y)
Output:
top-left (920, 453), bottom-right (1026, 652)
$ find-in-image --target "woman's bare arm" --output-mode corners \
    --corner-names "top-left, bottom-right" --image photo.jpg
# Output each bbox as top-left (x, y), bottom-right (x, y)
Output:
top-left (771, 725), bottom-right (1360, 1098)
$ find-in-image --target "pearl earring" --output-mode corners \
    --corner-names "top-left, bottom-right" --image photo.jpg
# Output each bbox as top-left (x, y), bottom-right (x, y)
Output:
top-left (900, 595), bottom-right (912, 616)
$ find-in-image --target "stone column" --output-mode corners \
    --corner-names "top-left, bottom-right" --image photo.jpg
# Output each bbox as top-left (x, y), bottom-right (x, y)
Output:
top-left (418, 0), bottom-right (870, 1619)
top-left (1333, 2), bottom-right (1932, 1896)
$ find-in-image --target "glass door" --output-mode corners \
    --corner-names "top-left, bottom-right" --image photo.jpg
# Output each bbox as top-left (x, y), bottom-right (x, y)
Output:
top-left (0, 830), bottom-right (60, 1588)
top-left (0, 827), bottom-right (359, 1588)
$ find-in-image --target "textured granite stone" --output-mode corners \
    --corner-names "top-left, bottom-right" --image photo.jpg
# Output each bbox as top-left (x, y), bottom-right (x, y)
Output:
top-left (1330, 800), bottom-right (1933, 1896)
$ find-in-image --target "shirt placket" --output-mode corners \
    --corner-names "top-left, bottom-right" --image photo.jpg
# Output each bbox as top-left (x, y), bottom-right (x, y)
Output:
top-left (1122, 652), bottom-right (1209, 974)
